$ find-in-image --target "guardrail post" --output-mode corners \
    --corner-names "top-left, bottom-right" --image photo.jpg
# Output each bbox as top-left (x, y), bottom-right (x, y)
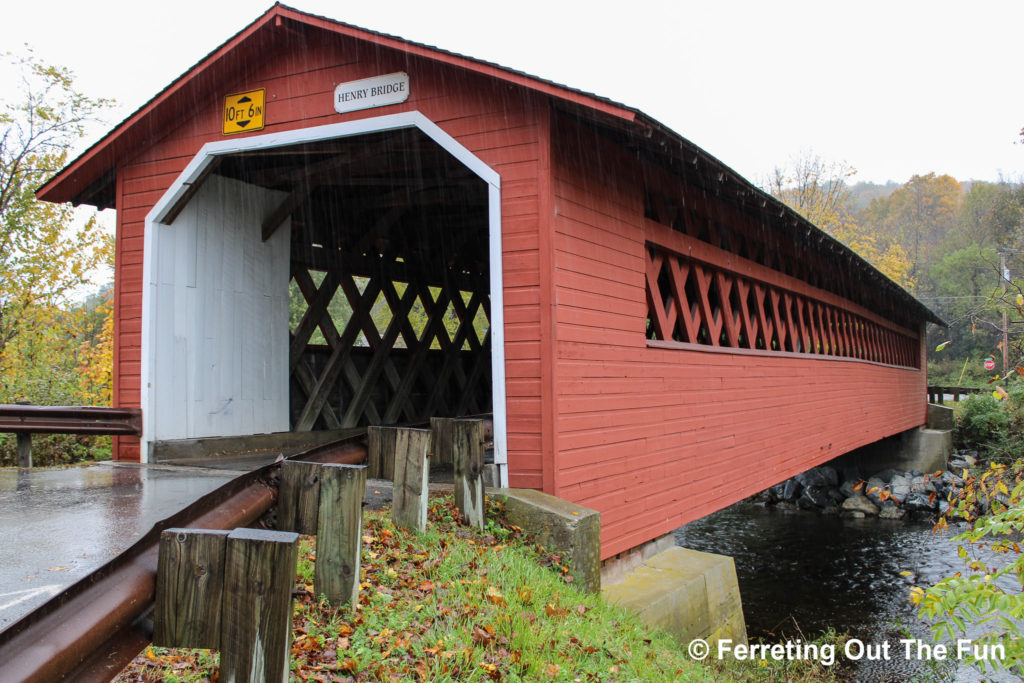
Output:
top-left (16, 433), bottom-right (31, 468)
top-left (221, 528), bottom-right (298, 683)
top-left (452, 419), bottom-right (486, 531)
top-left (430, 417), bottom-right (454, 466)
top-left (154, 529), bottom-right (230, 648)
top-left (316, 464), bottom-right (366, 607)
top-left (392, 427), bottom-right (431, 532)
top-left (366, 425), bottom-right (397, 479)
top-left (278, 461), bottom-right (322, 535)
top-left (279, 460), bottom-right (366, 607)
top-left (153, 527), bottom-right (298, 683)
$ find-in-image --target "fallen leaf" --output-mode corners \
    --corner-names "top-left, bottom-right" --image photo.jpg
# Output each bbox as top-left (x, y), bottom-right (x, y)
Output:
top-left (47, 566), bottom-right (72, 572)
top-left (485, 586), bottom-right (506, 607)
top-left (472, 626), bottom-right (495, 646)
top-left (545, 603), bottom-right (568, 618)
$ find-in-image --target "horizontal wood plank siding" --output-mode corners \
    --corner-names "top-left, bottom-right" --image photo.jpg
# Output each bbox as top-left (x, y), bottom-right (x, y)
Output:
top-left (112, 33), bottom-right (545, 470)
top-left (549, 114), bottom-right (927, 559)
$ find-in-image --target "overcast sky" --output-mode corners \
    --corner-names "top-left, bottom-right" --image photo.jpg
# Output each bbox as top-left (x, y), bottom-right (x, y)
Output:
top-left (3, 0), bottom-right (1021, 187)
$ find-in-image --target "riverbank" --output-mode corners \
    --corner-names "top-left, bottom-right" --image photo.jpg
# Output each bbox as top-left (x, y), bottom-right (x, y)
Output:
top-left (117, 496), bottom-right (846, 682)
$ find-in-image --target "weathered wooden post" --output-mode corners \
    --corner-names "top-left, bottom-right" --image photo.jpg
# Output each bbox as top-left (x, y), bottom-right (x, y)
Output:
top-left (316, 464), bottom-right (366, 607)
top-left (391, 427), bottom-right (431, 531)
top-left (278, 461), bottom-right (322, 534)
top-left (16, 433), bottom-right (31, 468)
top-left (154, 529), bottom-right (230, 649)
top-left (220, 528), bottom-right (298, 683)
top-left (452, 418), bottom-right (486, 531)
top-left (154, 527), bottom-right (299, 683)
top-left (278, 460), bottom-right (366, 607)
top-left (429, 417), bottom-right (454, 466)
top-left (366, 425), bottom-right (398, 479)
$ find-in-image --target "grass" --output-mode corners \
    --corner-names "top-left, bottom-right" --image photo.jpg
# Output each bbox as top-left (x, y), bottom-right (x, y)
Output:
top-left (116, 495), bottom-right (847, 682)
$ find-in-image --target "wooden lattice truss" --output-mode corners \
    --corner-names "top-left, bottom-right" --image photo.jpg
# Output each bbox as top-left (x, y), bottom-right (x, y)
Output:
top-left (645, 241), bottom-right (920, 367)
top-left (288, 258), bottom-right (492, 431)
top-left (213, 128), bottom-right (493, 431)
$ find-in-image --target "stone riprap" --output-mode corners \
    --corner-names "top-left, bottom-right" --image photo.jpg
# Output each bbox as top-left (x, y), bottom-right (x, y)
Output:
top-left (757, 452), bottom-right (985, 521)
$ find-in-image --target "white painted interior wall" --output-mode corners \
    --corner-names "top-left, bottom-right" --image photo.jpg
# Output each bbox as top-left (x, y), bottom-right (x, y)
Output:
top-left (148, 174), bottom-right (291, 442)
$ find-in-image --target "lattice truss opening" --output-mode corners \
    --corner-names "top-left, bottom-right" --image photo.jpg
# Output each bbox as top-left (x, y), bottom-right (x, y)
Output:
top-left (214, 128), bottom-right (492, 431)
top-left (645, 244), bottom-right (920, 368)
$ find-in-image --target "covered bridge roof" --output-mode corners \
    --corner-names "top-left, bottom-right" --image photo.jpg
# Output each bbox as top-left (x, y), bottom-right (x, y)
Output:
top-left (37, 3), bottom-right (943, 327)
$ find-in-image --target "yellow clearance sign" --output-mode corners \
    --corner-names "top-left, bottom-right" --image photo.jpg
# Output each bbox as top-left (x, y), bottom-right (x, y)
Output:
top-left (223, 89), bottom-right (265, 135)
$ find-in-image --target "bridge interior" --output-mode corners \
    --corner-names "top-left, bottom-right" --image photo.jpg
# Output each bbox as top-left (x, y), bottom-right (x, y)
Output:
top-left (155, 128), bottom-right (493, 441)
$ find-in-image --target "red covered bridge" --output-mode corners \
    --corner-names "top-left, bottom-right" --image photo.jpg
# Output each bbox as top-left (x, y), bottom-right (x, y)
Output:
top-left (39, 4), bottom-right (941, 559)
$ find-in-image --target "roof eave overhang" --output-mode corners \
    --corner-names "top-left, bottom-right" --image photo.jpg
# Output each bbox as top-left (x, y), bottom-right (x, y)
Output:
top-left (605, 110), bottom-right (946, 328)
top-left (36, 3), bottom-right (636, 206)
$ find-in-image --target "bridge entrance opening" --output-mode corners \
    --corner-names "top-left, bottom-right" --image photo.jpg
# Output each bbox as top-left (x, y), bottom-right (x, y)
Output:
top-left (143, 119), bottom-right (499, 464)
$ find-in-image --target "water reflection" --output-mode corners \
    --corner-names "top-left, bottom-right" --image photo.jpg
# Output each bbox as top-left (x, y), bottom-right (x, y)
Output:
top-left (675, 503), bottom-right (1016, 682)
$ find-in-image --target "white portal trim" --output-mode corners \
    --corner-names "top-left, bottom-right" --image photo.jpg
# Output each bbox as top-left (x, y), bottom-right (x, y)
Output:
top-left (141, 111), bottom-right (508, 484)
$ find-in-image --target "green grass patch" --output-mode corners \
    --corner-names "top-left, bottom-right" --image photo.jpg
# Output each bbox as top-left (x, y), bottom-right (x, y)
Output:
top-left (117, 495), bottom-right (844, 682)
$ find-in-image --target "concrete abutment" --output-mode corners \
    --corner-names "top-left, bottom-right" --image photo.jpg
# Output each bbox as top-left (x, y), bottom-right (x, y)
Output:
top-left (493, 489), bottom-right (747, 647)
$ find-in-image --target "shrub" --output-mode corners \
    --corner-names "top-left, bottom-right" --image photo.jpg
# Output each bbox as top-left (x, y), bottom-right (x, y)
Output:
top-left (0, 433), bottom-right (111, 467)
top-left (955, 386), bottom-right (1024, 462)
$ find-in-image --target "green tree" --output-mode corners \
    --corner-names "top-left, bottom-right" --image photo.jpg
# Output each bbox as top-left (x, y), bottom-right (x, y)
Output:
top-left (860, 173), bottom-right (963, 283)
top-left (925, 245), bottom-right (1004, 384)
top-left (949, 181), bottom-right (1024, 252)
top-left (0, 50), bottom-right (112, 405)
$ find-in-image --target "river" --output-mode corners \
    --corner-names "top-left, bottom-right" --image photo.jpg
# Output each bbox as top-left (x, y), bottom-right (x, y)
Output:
top-left (675, 502), bottom-right (1017, 682)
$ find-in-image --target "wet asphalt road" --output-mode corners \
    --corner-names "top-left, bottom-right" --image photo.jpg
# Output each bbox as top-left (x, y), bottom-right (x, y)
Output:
top-left (0, 463), bottom-right (240, 631)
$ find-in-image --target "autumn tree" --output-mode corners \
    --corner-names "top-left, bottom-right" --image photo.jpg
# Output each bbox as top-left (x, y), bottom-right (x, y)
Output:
top-left (860, 172), bottom-right (962, 282)
top-left (0, 50), bottom-right (112, 405)
top-left (765, 152), bottom-right (913, 288)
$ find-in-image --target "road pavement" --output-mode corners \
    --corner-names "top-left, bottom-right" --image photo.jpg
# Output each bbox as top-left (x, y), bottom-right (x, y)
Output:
top-left (0, 463), bottom-right (240, 631)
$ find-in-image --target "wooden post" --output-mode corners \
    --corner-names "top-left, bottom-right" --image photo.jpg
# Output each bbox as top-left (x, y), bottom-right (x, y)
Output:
top-left (220, 528), bottom-right (299, 683)
top-left (430, 417), bottom-right (455, 466)
top-left (16, 433), bottom-right (31, 468)
top-left (153, 529), bottom-right (230, 649)
top-left (316, 464), bottom-right (366, 607)
top-left (367, 426), bottom-right (398, 480)
top-left (453, 419), bottom-right (486, 531)
top-left (279, 461), bottom-right (367, 607)
top-left (391, 427), bottom-right (431, 532)
top-left (278, 461), bottom-right (323, 535)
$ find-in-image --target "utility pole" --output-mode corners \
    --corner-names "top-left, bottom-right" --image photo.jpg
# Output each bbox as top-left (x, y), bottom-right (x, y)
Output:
top-left (1003, 251), bottom-right (1009, 375)
top-left (1000, 250), bottom-right (1020, 375)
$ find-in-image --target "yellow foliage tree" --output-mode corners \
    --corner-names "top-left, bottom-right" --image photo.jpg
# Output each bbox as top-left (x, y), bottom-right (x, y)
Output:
top-left (0, 51), bottom-right (113, 406)
top-left (765, 152), bottom-right (914, 290)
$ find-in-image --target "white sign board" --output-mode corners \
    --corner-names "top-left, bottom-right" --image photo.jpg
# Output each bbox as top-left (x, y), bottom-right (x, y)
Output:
top-left (334, 72), bottom-right (410, 114)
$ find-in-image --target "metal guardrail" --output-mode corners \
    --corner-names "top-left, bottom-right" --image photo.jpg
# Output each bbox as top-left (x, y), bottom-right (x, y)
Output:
top-left (0, 435), bottom-right (368, 683)
top-left (0, 405), bottom-right (142, 468)
top-left (927, 385), bottom-right (985, 404)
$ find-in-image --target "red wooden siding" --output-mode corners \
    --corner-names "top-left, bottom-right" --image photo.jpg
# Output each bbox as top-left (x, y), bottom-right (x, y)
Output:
top-left (111, 31), bottom-right (548, 475)
top-left (548, 116), bottom-right (927, 559)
